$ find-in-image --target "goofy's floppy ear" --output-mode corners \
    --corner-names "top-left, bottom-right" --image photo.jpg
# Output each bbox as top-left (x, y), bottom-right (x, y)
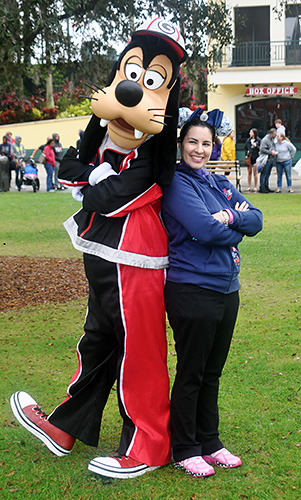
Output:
top-left (153, 78), bottom-right (180, 187)
top-left (79, 62), bottom-right (118, 165)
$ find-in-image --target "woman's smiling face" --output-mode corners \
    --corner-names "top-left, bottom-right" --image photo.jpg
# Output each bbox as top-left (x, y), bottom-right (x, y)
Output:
top-left (180, 125), bottom-right (213, 170)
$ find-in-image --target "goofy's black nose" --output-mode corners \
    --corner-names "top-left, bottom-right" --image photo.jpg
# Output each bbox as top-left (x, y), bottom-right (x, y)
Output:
top-left (115, 80), bottom-right (143, 107)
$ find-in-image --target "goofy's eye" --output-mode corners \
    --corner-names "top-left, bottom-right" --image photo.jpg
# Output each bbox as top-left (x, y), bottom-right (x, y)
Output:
top-left (143, 70), bottom-right (165, 90)
top-left (125, 63), bottom-right (143, 82)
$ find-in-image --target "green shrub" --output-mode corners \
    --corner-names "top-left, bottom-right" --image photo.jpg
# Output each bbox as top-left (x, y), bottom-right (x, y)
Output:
top-left (58, 99), bottom-right (92, 118)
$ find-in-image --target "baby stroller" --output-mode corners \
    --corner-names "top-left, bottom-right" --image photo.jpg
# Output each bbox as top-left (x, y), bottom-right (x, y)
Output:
top-left (17, 158), bottom-right (40, 192)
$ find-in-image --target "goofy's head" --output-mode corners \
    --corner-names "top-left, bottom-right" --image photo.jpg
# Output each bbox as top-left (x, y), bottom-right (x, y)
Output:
top-left (80, 18), bottom-right (187, 186)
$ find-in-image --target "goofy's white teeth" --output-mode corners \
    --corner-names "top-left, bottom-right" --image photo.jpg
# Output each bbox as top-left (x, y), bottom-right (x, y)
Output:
top-left (100, 119), bottom-right (110, 127)
top-left (134, 129), bottom-right (144, 139)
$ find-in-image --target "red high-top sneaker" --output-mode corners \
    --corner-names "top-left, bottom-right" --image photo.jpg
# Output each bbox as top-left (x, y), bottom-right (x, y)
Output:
top-left (88, 455), bottom-right (160, 479)
top-left (10, 391), bottom-right (75, 457)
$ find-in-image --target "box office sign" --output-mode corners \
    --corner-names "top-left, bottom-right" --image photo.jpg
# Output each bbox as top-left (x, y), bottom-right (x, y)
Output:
top-left (245, 86), bottom-right (298, 97)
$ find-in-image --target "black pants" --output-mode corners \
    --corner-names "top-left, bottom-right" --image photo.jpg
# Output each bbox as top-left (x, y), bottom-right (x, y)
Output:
top-left (49, 254), bottom-right (171, 466)
top-left (49, 256), bottom-right (122, 445)
top-left (165, 281), bottom-right (239, 462)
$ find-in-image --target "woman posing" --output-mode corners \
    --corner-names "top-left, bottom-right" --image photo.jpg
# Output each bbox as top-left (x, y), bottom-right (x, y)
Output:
top-left (43, 138), bottom-right (56, 192)
top-left (275, 133), bottom-right (296, 193)
top-left (162, 109), bottom-right (263, 478)
top-left (244, 128), bottom-right (261, 192)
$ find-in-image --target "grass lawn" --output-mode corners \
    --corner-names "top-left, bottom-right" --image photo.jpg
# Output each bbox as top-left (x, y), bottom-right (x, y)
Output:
top-left (1, 192), bottom-right (80, 258)
top-left (1, 192), bottom-right (300, 499)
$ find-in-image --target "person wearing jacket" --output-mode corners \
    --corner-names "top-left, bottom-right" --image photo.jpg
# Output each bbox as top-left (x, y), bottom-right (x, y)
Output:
top-left (210, 136), bottom-right (222, 160)
top-left (52, 133), bottom-right (66, 190)
top-left (161, 108), bottom-right (263, 478)
top-left (0, 134), bottom-right (11, 158)
top-left (0, 135), bottom-right (12, 187)
top-left (76, 130), bottom-right (84, 150)
top-left (43, 138), bottom-right (56, 192)
top-left (221, 130), bottom-right (235, 161)
top-left (11, 135), bottom-right (26, 188)
top-left (258, 128), bottom-right (277, 193)
top-left (274, 118), bottom-right (286, 137)
top-left (275, 133), bottom-right (296, 193)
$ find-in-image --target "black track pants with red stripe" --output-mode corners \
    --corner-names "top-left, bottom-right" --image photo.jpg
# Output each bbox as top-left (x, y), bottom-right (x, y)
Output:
top-left (49, 254), bottom-right (171, 467)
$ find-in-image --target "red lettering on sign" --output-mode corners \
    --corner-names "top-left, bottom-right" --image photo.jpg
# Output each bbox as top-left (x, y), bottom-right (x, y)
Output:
top-left (245, 86), bottom-right (297, 97)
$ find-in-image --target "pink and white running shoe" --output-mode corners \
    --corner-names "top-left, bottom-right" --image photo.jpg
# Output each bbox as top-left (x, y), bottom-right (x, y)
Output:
top-left (203, 448), bottom-right (242, 468)
top-left (175, 456), bottom-right (215, 477)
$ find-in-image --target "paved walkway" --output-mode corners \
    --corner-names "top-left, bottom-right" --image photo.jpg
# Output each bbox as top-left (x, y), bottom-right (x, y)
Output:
top-left (10, 162), bottom-right (301, 195)
top-left (239, 164), bottom-right (301, 195)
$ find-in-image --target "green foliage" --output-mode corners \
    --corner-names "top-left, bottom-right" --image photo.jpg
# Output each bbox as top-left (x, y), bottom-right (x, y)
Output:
top-left (32, 107), bottom-right (42, 119)
top-left (179, 71), bottom-right (193, 107)
top-left (0, 0), bottom-right (234, 111)
top-left (58, 99), bottom-right (92, 118)
top-left (0, 90), bottom-right (41, 124)
top-left (0, 192), bottom-right (300, 498)
top-left (0, 80), bottom-right (90, 123)
top-left (147, 0), bottom-right (233, 104)
top-left (54, 80), bottom-right (87, 110)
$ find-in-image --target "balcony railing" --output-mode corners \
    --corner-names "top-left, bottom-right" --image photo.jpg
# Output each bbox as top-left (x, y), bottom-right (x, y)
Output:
top-left (219, 40), bottom-right (301, 68)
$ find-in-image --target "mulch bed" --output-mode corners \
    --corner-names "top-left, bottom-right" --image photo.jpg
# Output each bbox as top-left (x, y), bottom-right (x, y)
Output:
top-left (0, 256), bottom-right (88, 312)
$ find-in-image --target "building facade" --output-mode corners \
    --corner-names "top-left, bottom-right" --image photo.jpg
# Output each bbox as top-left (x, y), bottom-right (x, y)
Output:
top-left (208, 0), bottom-right (301, 160)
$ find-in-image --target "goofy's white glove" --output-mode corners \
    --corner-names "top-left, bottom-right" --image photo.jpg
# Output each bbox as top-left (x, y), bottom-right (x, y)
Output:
top-left (72, 186), bottom-right (84, 202)
top-left (88, 162), bottom-right (117, 186)
top-left (71, 162), bottom-right (117, 202)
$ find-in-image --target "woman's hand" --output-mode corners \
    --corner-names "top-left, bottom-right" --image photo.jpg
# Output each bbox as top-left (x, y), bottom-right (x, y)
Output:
top-left (234, 201), bottom-right (249, 211)
top-left (212, 201), bottom-right (249, 224)
top-left (212, 210), bottom-right (230, 225)
top-left (212, 211), bottom-right (224, 223)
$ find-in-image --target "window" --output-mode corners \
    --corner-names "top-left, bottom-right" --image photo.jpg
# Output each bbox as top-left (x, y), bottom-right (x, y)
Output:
top-left (286, 4), bottom-right (301, 65)
top-left (236, 98), bottom-right (301, 144)
top-left (233, 7), bottom-right (270, 66)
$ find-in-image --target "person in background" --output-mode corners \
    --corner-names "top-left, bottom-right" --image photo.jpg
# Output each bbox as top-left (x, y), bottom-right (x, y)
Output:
top-left (244, 128), bottom-right (261, 193)
top-left (6, 131), bottom-right (15, 146)
top-left (271, 119), bottom-right (286, 174)
top-left (275, 133), bottom-right (296, 193)
top-left (274, 118), bottom-right (286, 137)
top-left (259, 128), bottom-right (277, 193)
top-left (76, 130), bottom-right (84, 150)
top-left (31, 137), bottom-right (51, 159)
top-left (52, 133), bottom-right (66, 190)
top-left (43, 138), bottom-right (56, 192)
top-left (221, 130), bottom-right (236, 161)
top-left (0, 135), bottom-right (11, 159)
top-left (162, 108), bottom-right (263, 478)
top-left (11, 135), bottom-right (26, 188)
top-left (210, 136), bottom-right (222, 161)
top-left (0, 135), bottom-right (12, 187)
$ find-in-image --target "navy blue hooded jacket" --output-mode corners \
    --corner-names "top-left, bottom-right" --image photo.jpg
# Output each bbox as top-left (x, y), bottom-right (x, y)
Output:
top-left (162, 162), bottom-right (263, 294)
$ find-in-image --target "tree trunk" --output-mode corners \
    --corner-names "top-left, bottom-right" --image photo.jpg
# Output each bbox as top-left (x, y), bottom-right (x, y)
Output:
top-left (45, 31), bottom-right (54, 108)
top-left (192, 78), bottom-right (201, 105)
top-left (46, 70), bottom-right (54, 108)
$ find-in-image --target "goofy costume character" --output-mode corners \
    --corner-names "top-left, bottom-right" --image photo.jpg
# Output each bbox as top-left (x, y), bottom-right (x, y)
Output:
top-left (10, 18), bottom-right (187, 480)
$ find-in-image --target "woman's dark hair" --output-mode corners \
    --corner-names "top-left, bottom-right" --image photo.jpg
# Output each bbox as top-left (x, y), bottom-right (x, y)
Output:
top-left (179, 119), bottom-right (216, 144)
top-left (46, 138), bottom-right (54, 146)
top-left (251, 128), bottom-right (258, 139)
